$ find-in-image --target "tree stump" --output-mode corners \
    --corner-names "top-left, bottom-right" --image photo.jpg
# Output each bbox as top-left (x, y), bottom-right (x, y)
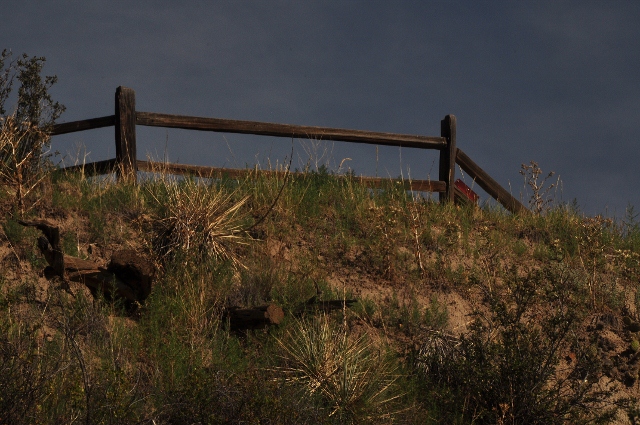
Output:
top-left (225, 303), bottom-right (285, 331)
top-left (19, 219), bottom-right (155, 304)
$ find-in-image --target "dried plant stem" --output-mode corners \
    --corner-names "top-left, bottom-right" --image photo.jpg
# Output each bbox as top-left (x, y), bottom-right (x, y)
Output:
top-left (0, 113), bottom-right (52, 212)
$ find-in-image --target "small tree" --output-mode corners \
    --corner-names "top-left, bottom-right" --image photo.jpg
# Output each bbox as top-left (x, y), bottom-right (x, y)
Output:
top-left (0, 49), bottom-right (65, 212)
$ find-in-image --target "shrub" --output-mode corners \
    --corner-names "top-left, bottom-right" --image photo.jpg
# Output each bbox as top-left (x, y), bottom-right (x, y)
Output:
top-left (418, 265), bottom-right (617, 424)
top-left (0, 312), bottom-right (67, 423)
top-left (145, 177), bottom-right (250, 268)
top-left (519, 160), bottom-right (558, 215)
top-left (0, 50), bottom-right (65, 212)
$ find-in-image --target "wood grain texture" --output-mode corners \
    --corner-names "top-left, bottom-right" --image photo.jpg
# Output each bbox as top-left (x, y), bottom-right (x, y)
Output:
top-left (115, 86), bottom-right (137, 182)
top-left (50, 115), bottom-right (115, 135)
top-left (136, 111), bottom-right (447, 150)
top-left (439, 114), bottom-right (457, 203)
top-left (455, 148), bottom-right (528, 214)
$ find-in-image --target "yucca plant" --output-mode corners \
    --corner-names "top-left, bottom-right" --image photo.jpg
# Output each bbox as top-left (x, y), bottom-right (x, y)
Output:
top-left (416, 329), bottom-right (460, 384)
top-left (274, 314), bottom-right (402, 423)
top-left (146, 176), bottom-right (251, 269)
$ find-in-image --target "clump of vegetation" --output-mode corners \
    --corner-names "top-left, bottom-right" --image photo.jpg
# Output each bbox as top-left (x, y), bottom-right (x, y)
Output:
top-left (274, 313), bottom-right (402, 423)
top-left (418, 266), bottom-right (616, 424)
top-left (0, 49), bottom-right (65, 212)
top-left (145, 175), bottom-right (251, 269)
top-left (2, 165), bottom-right (640, 423)
top-left (520, 160), bottom-right (558, 215)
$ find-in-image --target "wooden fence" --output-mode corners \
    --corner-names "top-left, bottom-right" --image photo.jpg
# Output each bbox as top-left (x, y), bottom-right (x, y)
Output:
top-left (50, 86), bottom-right (527, 214)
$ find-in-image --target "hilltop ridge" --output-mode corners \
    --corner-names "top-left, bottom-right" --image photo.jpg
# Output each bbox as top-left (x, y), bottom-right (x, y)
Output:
top-left (1, 168), bottom-right (640, 423)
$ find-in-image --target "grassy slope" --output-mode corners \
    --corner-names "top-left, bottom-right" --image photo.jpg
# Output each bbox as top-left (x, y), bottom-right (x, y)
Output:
top-left (2, 168), bottom-right (640, 424)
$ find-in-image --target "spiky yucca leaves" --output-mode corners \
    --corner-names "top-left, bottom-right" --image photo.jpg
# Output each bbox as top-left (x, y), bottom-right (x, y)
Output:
top-left (417, 329), bottom-right (460, 384)
top-left (147, 177), bottom-right (251, 269)
top-left (274, 314), bottom-right (402, 423)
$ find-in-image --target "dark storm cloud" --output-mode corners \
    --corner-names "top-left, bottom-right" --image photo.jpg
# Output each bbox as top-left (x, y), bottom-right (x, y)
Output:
top-left (2, 1), bottom-right (639, 216)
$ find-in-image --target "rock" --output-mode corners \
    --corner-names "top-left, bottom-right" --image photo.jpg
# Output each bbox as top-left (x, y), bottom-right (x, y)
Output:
top-left (599, 313), bottom-right (617, 328)
top-left (623, 316), bottom-right (640, 332)
top-left (603, 358), bottom-right (614, 371)
top-left (107, 250), bottom-right (155, 302)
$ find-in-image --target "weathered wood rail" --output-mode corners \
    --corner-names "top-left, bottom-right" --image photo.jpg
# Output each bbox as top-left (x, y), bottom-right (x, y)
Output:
top-left (50, 86), bottom-right (527, 214)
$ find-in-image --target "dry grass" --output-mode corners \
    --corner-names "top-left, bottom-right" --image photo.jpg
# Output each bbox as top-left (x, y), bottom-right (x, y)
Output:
top-left (146, 175), bottom-right (251, 269)
top-left (0, 112), bottom-right (52, 212)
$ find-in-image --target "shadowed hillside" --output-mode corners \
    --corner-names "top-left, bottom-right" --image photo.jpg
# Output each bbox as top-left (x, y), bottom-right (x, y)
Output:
top-left (2, 164), bottom-right (640, 424)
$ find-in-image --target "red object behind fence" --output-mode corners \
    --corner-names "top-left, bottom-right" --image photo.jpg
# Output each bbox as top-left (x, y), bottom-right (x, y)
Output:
top-left (455, 179), bottom-right (479, 204)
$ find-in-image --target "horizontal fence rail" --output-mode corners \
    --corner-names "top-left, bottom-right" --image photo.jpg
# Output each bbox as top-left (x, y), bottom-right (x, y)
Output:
top-left (136, 112), bottom-right (447, 150)
top-left (50, 115), bottom-right (116, 136)
top-left (48, 86), bottom-right (528, 214)
top-left (61, 159), bottom-right (118, 176)
top-left (136, 160), bottom-right (448, 193)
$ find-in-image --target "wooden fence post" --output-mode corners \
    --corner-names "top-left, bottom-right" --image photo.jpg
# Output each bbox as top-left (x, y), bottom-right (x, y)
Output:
top-left (439, 114), bottom-right (456, 203)
top-left (115, 86), bottom-right (137, 183)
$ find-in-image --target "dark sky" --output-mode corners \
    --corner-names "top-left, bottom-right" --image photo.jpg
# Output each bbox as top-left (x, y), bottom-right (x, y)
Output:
top-left (3, 1), bottom-right (639, 217)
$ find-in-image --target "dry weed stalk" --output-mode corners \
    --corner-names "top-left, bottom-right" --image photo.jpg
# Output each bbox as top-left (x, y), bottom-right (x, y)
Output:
top-left (519, 161), bottom-right (558, 215)
top-left (297, 136), bottom-right (334, 172)
top-left (406, 177), bottom-right (427, 277)
top-left (179, 269), bottom-right (226, 351)
top-left (0, 113), bottom-right (52, 212)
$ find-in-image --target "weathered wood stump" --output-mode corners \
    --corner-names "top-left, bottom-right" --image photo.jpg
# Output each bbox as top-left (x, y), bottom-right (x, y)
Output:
top-left (19, 219), bottom-right (155, 304)
top-left (107, 249), bottom-right (155, 302)
top-left (225, 303), bottom-right (285, 331)
top-left (224, 297), bottom-right (358, 331)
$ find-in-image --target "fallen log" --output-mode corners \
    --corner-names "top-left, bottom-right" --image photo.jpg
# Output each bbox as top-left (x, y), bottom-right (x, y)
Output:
top-left (225, 297), bottom-right (358, 331)
top-left (295, 296), bottom-right (359, 315)
top-left (225, 303), bottom-right (285, 331)
top-left (18, 219), bottom-right (154, 304)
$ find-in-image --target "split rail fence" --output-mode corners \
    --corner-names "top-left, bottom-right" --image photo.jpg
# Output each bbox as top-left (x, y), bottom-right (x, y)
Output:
top-left (50, 86), bottom-right (527, 214)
